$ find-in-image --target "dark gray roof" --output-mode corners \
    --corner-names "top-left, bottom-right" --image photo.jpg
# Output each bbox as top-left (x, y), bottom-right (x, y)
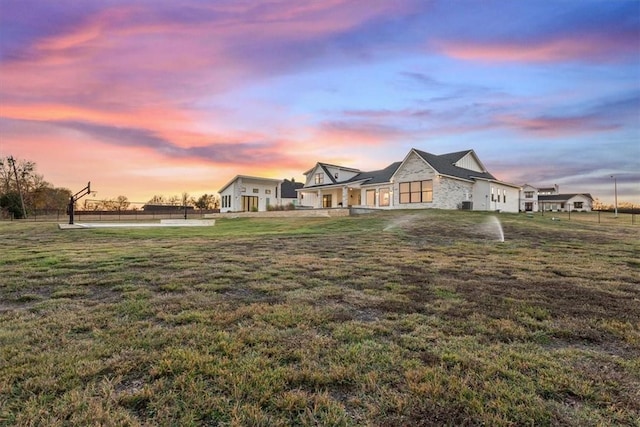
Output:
top-left (302, 148), bottom-right (499, 190)
top-left (347, 161), bottom-right (402, 185)
top-left (539, 194), bottom-right (593, 202)
top-left (281, 179), bottom-right (303, 198)
top-left (413, 149), bottom-right (496, 181)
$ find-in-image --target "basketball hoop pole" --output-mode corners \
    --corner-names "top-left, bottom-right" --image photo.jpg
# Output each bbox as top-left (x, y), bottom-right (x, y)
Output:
top-left (68, 182), bottom-right (91, 225)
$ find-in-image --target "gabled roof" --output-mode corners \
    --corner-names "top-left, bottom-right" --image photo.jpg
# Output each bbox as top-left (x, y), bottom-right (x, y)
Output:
top-left (300, 162), bottom-right (402, 190)
top-left (303, 162), bottom-right (361, 176)
top-left (412, 148), bottom-right (496, 181)
top-left (348, 161), bottom-right (402, 186)
top-left (539, 194), bottom-right (593, 202)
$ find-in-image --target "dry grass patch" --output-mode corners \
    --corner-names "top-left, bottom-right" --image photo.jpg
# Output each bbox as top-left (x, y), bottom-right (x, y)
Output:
top-left (1, 211), bottom-right (638, 426)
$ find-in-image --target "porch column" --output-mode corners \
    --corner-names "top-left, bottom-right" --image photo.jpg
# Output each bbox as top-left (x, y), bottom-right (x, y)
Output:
top-left (342, 186), bottom-right (348, 208)
top-left (317, 190), bottom-right (321, 208)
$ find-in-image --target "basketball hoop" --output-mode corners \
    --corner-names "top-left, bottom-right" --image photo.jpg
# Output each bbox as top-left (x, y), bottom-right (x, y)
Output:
top-left (68, 182), bottom-right (92, 225)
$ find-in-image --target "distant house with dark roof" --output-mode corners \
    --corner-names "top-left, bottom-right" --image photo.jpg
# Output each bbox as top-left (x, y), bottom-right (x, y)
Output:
top-left (297, 148), bottom-right (521, 212)
top-left (280, 179), bottom-right (304, 205)
top-left (520, 184), bottom-right (593, 212)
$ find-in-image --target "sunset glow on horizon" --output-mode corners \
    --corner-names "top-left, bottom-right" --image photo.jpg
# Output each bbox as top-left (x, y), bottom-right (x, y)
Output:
top-left (1, 0), bottom-right (638, 204)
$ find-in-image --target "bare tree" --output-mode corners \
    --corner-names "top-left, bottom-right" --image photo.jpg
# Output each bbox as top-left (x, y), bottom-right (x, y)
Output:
top-left (148, 195), bottom-right (166, 204)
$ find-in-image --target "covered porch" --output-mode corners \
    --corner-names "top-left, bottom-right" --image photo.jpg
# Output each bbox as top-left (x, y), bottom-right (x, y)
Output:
top-left (298, 184), bottom-right (363, 208)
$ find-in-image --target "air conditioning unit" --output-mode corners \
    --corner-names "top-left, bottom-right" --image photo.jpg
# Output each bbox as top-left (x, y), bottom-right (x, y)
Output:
top-left (461, 201), bottom-right (473, 210)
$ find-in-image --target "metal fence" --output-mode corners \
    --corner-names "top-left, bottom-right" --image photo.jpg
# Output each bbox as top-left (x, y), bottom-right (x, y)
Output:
top-left (528, 210), bottom-right (637, 225)
top-left (2, 209), bottom-right (220, 222)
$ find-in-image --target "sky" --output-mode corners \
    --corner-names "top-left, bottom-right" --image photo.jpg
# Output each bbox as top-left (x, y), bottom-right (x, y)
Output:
top-left (1, 0), bottom-right (639, 205)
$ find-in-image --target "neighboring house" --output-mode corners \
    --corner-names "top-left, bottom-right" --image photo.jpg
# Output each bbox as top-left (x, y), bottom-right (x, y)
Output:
top-left (218, 176), bottom-right (304, 212)
top-left (539, 194), bottom-right (593, 212)
top-left (297, 148), bottom-right (521, 213)
top-left (519, 184), bottom-right (593, 212)
top-left (280, 179), bottom-right (304, 206)
top-left (519, 184), bottom-right (540, 212)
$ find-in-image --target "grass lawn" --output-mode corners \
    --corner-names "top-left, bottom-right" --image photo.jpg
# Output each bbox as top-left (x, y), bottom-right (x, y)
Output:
top-left (1, 210), bottom-right (638, 426)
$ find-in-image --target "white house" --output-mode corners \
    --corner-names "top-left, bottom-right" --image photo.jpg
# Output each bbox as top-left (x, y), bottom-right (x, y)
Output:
top-left (539, 194), bottom-right (593, 212)
top-left (297, 148), bottom-right (521, 213)
top-left (218, 176), bottom-right (284, 213)
top-left (519, 184), bottom-right (593, 212)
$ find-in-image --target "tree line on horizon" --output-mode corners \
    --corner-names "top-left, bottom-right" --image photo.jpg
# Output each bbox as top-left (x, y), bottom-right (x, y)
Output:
top-left (0, 156), bottom-right (219, 219)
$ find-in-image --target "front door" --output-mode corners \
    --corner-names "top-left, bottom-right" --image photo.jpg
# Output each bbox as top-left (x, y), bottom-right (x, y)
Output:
top-left (525, 202), bottom-right (533, 212)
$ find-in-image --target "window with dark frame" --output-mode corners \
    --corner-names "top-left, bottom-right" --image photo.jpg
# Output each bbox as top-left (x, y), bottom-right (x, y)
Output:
top-left (399, 180), bottom-right (432, 204)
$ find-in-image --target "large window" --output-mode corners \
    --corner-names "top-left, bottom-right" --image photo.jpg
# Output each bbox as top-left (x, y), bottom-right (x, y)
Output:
top-left (322, 194), bottom-right (332, 208)
top-left (366, 189), bottom-right (376, 206)
top-left (524, 191), bottom-right (534, 198)
top-left (379, 188), bottom-right (390, 206)
top-left (315, 173), bottom-right (324, 185)
top-left (574, 202), bottom-right (583, 209)
top-left (399, 180), bottom-right (432, 204)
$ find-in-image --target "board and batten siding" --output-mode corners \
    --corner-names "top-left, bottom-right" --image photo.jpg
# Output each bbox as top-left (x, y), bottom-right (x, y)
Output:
top-left (455, 152), bottom-right (484, 173)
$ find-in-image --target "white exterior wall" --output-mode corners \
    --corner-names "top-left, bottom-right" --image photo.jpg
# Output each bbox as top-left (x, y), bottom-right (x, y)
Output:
top-left (219, 184), bottom-right (237, 213)
top-left (542, 195), bottom-right (593, 212)
top-left (299, 191), bottom-right (318, 208)
top-left (455, 152), bottom-right (484, 173)
top-left (304, 165), bottom-right (360, 186)
top-left (324, 166), bottom-right (359, 183)
top-left (219, 177), bottom-right (281, 212)
top-left (305, 166), bottom-right (330, 187)
top-left (470, 180), bottom-right (519, 213)
top-left (499, 184), bottom-right (520, 213)
top-left (520, 184), bottom-right (539, 212)
top-left (472, 180), bottom-right (491, 211)
top-left (567, 195), bottom-right (592, 211)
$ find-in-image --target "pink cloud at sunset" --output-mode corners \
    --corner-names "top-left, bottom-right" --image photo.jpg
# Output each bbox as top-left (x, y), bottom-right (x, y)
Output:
top-left (0, 0), bottom-right (638, 204)
top-left (437, 32), bottom-right (639, 63)
top-left (494, 114), bottom-right (620, 137)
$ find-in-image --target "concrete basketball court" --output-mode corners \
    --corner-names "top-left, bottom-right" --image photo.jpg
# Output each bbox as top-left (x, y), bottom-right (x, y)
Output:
top-left (58, 219), bottom-right (215, 229)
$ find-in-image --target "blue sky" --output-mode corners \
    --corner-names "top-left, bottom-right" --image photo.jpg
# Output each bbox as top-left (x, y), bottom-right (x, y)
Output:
top-left (0, 0), bottom-right (638, 203)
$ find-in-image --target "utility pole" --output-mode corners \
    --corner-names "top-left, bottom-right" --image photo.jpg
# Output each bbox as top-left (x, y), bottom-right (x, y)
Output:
top-left (611, 175), bottom-right (618, 217)
top-left (8, 156), bottom-right (27, 219)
